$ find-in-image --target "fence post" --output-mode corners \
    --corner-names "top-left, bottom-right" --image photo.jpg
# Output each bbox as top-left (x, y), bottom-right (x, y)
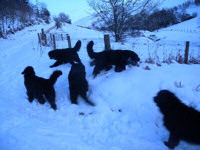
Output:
top-left (67, 34), bottom-right (71, 48)
top-left (61, 34), bottom-right (63, 41)
top-left (44, 34), bottom-right (47, 45)
top-left (41, 28), bottom-right (45, 40)
top-left (37, 33), bottom-right (41, 44)
top-left (184, 41), bottom-right (190, 64)
top-left (104, 34), bottom-right (111, 50)
top-left (53, 34), bottom-right (56, 49)
top-left (50, 33), bottom-right (52, 41)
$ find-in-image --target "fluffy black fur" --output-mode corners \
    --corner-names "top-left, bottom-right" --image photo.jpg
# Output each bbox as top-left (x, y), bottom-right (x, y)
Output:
top-left (22, 66), bottom-right (62, 110)
top-left (48, 40), bottom-right (81, 68)
top-left (68, 62), bottom-right (95, 106)
top-left (87, 41), bottom-right (140, 77)
top-left (154, 90), bottom-right (200, 149)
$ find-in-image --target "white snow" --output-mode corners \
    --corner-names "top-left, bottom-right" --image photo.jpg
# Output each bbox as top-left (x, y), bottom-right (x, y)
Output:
top-left (0, 10), bottom-right (200, 150)
top-left (73, 15), bottom-right (97, 28)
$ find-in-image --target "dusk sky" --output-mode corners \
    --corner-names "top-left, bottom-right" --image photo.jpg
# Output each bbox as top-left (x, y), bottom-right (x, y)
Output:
top-left (29, 0), bottom-right (190, 23)
top-left (31, 0), bottom-right (92, 22)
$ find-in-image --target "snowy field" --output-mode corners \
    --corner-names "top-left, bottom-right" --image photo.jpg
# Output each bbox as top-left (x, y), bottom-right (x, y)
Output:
top-left (0, 15), bottom-right (200, 150)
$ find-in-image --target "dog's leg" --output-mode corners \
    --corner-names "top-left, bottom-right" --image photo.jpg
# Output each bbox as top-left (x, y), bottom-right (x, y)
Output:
top-left (70, 93), bottom-right (78, 105)
top-left (93, 64), bottom-right (105, 77)
top-left (164, 132), bottom-right (180, 149)
top-left (93, 60), bottom-right (105, 77)
top-left (115, 65), bottom-right (126, 72)
top-left (93, 67), bottom-right (101, 77)
top-left (45, 91), bottom-right (57, 110)
top-left (37, 96), bottom-right (46, 104)
top-left (49, 102), bottom-right (57, 110)
top-left (81, 93), bottom-right (95, 106)
top-left (105, 65), bottom-right (112, 71)
top-left (27, 91), bottom-right (34, 103)
top-left (50, 60), bottom-right (63, 68)
top-left (47, 98), bottom-right (57, 110)
top-left (48, 99), bottom-right (57, 110)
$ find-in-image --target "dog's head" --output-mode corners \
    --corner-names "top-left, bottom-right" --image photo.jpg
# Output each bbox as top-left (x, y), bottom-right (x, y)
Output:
top-left (48, 50), bottom-right (58, 59)
top-left (127, 52), bottom-right (140, 66)
top-left (154, 90), bottom-right (177, 108)
top-left (22, 66), bottom-right (35, 76)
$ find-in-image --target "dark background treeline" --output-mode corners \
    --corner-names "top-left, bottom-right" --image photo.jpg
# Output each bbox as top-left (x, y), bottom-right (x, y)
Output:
top-left (130, 1), bottom-right (198, 32)
top-left (0, 0), bottom-right (50, 37)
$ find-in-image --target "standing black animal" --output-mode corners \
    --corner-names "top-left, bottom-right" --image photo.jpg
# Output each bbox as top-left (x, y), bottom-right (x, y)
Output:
top-left (154, 90), bottom-right (200, 149)
top-left (87, 41), bottom-right (140, 77)
top-left (48, 40), bottom-right (81, 68)
top-left (68, 62), bottom-right (95, 106)
top-left (22, 66), bottom-right (62, 110)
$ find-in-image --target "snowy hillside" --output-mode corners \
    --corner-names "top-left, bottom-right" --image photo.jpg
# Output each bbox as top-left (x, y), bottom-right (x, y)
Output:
top-left (0, 10), bottom-right (200, 150)
top-left (74, 0), bottom-right (199, 28)
top-left (73, 15), bottom-right (97, 28)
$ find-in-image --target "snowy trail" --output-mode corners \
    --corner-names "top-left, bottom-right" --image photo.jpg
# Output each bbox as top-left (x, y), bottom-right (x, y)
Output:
top-left (0, 22), bottom-right (200, 150)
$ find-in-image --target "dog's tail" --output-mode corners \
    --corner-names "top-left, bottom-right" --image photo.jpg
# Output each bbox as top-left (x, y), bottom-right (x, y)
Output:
top-left (73, 40), bottom-right (81, 52)
top-left (87, 41), bottom-right (97, 59)
top-left (49, 70), bottom-right (62, 85)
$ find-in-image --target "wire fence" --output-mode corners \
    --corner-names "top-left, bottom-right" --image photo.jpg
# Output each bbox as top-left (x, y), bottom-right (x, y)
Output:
top-left (37, 28), bottom-right (200, 64)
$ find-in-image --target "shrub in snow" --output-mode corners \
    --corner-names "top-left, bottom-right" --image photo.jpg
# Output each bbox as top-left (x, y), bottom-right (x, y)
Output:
top-left (174, 81), bottom-right (184, 88)
top-left (54, 17), bottom-right (62, 29)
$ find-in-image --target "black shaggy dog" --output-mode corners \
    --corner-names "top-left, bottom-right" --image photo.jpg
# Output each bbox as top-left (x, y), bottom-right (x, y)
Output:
top-left (48, 40), bottom-right (81, 68)
top-left (87, 41), bottom-right (140, 77)
top-left (22, 66), bottom-right (62, 110)
top-left (68, 62), bottom-right (95, 106)
top-left (154, 90), bottom-right (200, 149)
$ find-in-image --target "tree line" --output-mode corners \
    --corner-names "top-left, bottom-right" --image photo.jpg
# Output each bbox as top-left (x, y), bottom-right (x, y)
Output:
top-left (0, 0), bottom-right (50, 38)
top-left (130, 5), bottom-right (197, 33)
top-left (88, 0), bottom-right (199, 42)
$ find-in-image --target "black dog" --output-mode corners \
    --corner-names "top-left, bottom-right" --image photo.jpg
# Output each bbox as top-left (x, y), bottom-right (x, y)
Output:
top-left (22, 66), bottom-right (62, 110)
top-left (154, 90), bottom-right (200, 149)
top-left (87, 41), bottom-right (140, 77)
top-left (48, 40), bottom-right (81, 68)
top-left (68, 62), bottom-right (95, 106)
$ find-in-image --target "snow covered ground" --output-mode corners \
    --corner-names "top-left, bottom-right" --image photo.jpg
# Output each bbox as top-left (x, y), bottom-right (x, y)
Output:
top-left (0, 15), bottom-right (200, 150)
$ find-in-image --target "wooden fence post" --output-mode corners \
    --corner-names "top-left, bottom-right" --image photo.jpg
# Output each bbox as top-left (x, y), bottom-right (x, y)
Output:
top-left (67, 34), bottom-right (71, 48)
top-left (50, 33), bottom-right (52, 41)
top-left (41, 28), bottom-right (45, 40)
top-left (44, 34), bottom-right (47, 45)
top-left (104, 34), bottom-right (111, 50)
top-left (53, 34), bottom-right (56, 49)
top-left (37, 33), bottom-right (41, 44)
top-left (184, 41), bottom-right (190, 64)
top-left (61, 34), bottom-right (63, 41)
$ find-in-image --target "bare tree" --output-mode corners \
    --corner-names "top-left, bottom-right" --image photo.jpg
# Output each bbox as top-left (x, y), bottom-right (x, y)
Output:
top-left (53, 13), bottom-right (71, 28)
top-left (88, 0), bottom-right (158, 42)
top-left (38, 2), bottom-right (51, 23)
top-left (53, 16), bottom-right (62, 28)
top-left (59, 13), bottom-right (71, 24)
